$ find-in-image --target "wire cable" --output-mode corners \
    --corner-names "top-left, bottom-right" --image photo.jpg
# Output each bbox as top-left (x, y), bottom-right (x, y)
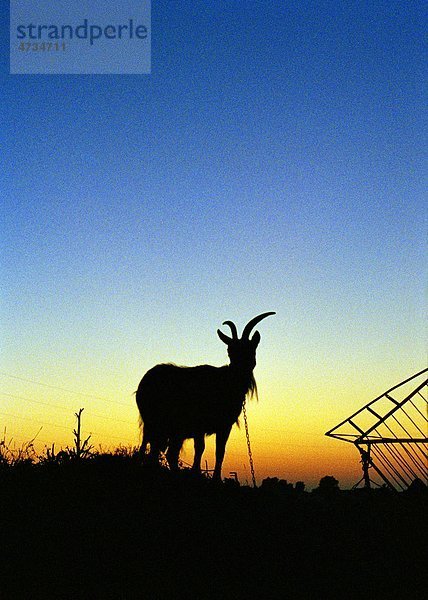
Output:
top-left (0, 372), bottom-right (130, 406)
top-left (0, 392), bottom-right (136, 425)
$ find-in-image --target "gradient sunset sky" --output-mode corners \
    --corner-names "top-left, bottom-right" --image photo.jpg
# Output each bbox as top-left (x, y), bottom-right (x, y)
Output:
top-left (1, 1), bottom-right (426, 487)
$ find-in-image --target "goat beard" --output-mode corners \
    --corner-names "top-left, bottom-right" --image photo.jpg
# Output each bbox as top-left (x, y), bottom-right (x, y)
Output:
top-left (229, 367), bottom-right (258, 402)
top-left (247, 374), bottom-right (258, 401)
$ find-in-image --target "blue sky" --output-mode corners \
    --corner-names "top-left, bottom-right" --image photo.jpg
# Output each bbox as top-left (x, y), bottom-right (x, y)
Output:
top-left (1, 1), bottom-right (426, 484)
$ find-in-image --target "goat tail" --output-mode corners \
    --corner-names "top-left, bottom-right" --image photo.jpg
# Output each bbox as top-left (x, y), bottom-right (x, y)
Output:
top-left (135, 387), bottom-right (144, 429)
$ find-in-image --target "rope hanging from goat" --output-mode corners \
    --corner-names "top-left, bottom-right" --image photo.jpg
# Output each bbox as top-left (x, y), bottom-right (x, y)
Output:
top-left (242, 399), bottom-right (257, 488)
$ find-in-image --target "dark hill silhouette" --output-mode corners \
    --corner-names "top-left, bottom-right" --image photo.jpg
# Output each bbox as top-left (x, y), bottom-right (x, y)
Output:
top-left (1, 460), bottom-right (426, 600)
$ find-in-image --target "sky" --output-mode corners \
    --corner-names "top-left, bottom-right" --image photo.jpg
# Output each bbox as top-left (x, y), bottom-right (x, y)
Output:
top-left (1, 1), bottom-right (426, 488)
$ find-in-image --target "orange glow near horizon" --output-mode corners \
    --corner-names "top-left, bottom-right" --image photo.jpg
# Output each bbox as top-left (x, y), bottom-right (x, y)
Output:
top-left (2, 362), bottom-right (423, 489)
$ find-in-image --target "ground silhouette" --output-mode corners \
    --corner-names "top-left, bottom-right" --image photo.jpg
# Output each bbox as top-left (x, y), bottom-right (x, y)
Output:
top-left (1, 458), bottom-right (426, 600)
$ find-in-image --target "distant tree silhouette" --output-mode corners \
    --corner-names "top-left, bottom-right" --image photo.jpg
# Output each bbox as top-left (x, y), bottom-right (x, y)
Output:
top-left (295, 481), bottom-right (306, 493)
top-left (136, 312), bottom-right (275, 481)
top-left (261, 477), bottom-right (293, 492)
top-left (315, 475), bottom-right (340, 494)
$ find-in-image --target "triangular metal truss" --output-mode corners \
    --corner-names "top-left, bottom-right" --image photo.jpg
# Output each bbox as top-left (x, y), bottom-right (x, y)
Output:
top-left (326, 368), bottom-right (428, 491)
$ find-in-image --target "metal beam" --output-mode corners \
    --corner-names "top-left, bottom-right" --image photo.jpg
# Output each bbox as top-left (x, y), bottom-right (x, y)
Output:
top-left (355, 378), bottom-right (428, 442)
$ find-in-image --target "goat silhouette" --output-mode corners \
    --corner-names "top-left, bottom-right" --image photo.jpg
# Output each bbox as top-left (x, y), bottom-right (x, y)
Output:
top-left (136, 312), bottom-right (275, 480)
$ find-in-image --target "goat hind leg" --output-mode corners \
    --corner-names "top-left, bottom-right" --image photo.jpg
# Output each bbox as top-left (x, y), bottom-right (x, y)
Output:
top-left (192, 434), bottom-right (205, 473)
top-left (166, 436), bottom-right (183, 471)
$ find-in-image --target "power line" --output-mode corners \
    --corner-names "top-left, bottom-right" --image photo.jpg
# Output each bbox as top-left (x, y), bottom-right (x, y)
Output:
top-left (0, 372), bottom-right (131, 407)
top-left (0, 392), bottom-right (137, 426)
top-left (0, 395), bottom-right (324, 449)
top-left (0, 410), bottom-right (71, 431)
top-left (0, 410), bottom-right (137, 444)
top-left (1, 392), bottom-right (82, 414)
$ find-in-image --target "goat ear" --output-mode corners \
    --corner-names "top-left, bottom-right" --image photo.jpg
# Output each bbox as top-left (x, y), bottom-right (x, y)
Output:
top-left (217, 329), bottom-right (232, 345)
top-left (251, 331), bottom-right (261, 348)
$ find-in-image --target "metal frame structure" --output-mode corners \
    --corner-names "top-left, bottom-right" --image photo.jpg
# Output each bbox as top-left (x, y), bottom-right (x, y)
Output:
top-left (326, 368), bottom-right (428, 491)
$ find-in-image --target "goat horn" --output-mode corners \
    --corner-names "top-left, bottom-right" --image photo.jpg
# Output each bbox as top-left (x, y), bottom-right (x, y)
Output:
top-left (241, 312), bottom-right (276, 340)
top-left (222, 320), bottom-right (238, 340)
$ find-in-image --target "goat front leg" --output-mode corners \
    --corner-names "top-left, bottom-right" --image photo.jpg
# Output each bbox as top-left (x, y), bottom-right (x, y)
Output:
top-left (213, 425), bottom-right (232, 482)
top-left (192, 434), bottom-right (205, 473)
